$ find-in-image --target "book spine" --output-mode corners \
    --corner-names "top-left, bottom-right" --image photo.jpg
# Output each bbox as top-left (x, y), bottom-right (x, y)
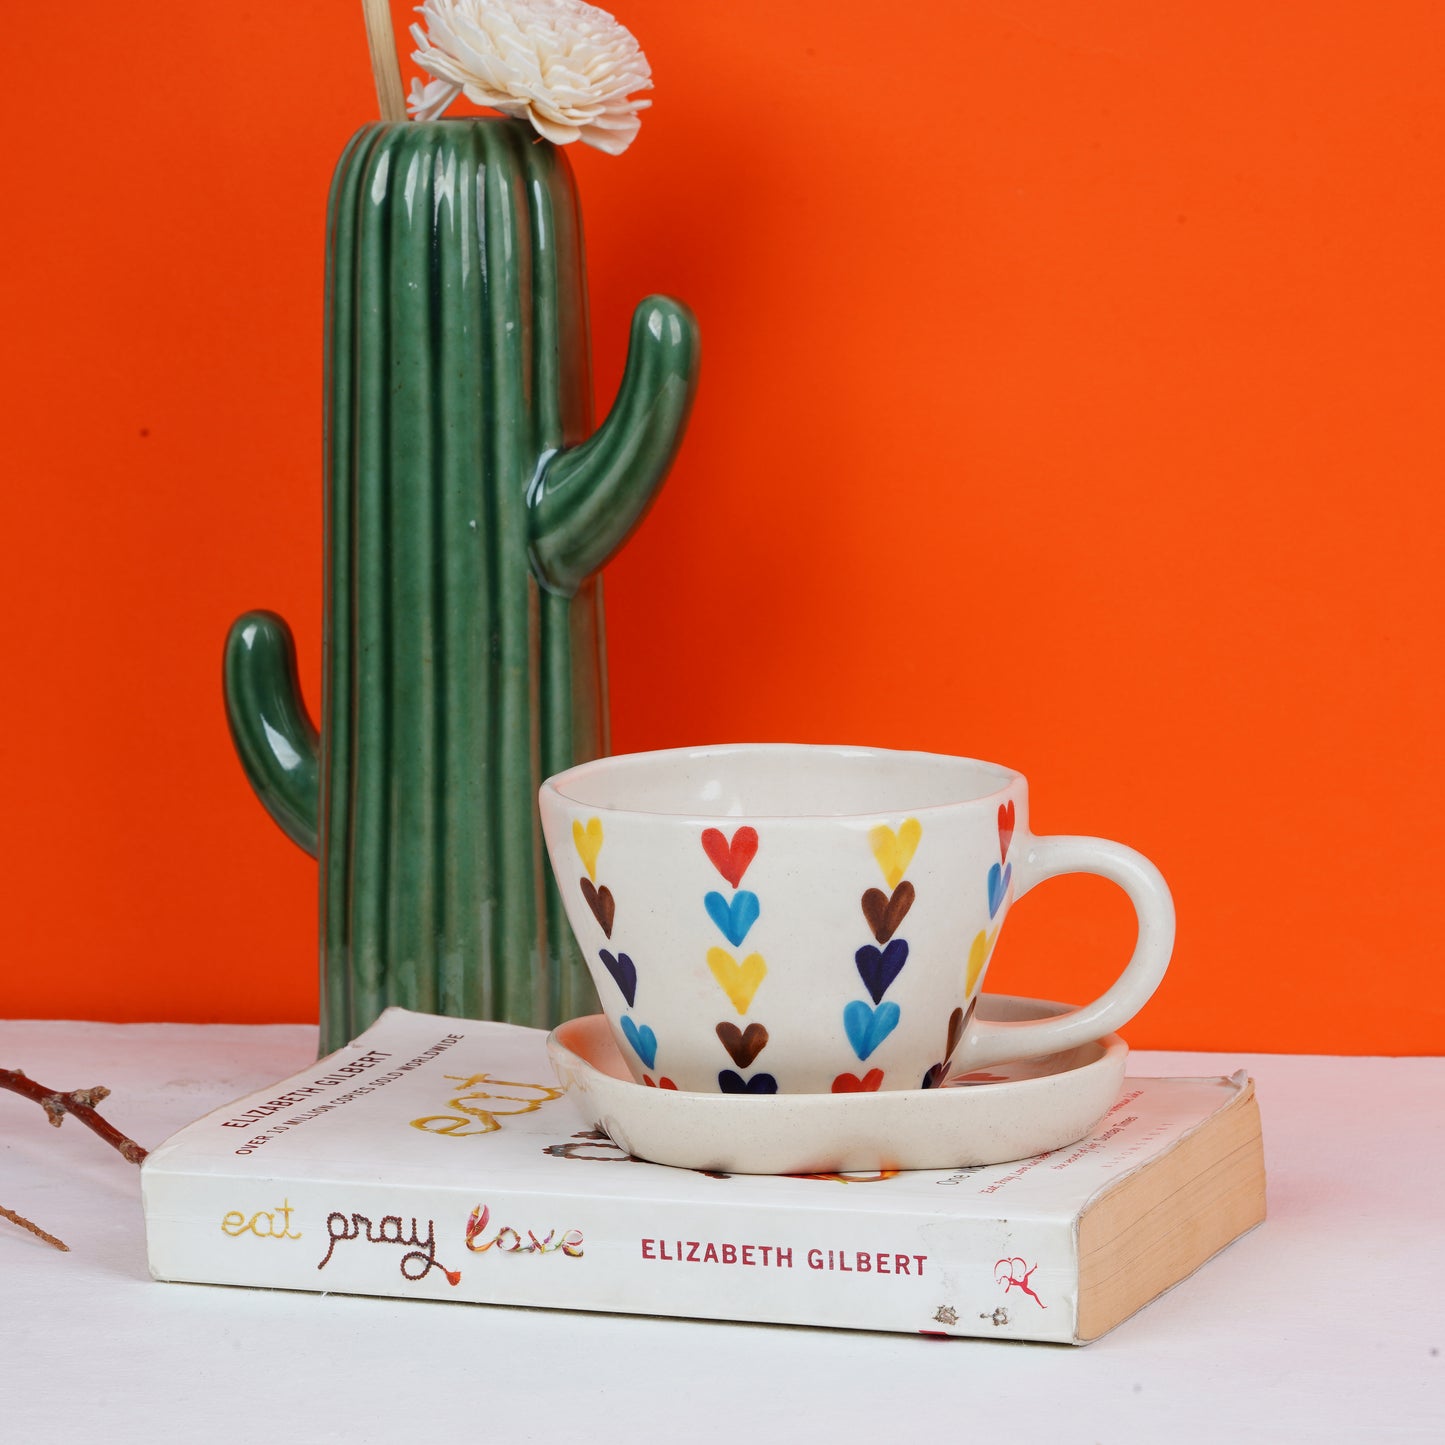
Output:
top-left (142, 1170), bottom-right (1080, 1342)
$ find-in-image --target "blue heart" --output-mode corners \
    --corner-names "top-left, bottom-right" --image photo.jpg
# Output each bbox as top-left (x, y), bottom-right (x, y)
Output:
top-left (599, 950), bottom-right (637, 1007)
top-left (619, 1016), bottom-right (658, 1070)
top-left (855, 939), bottom-right (909, 1004)
top-left (704, 889), bottom-right (760, 947)
top-left (843, 1000), bottom-right (901, 1061)
top-left (987, 861), bottom-right (1012, 919)
top-left (718, 1070), bottom-right (778, 1094)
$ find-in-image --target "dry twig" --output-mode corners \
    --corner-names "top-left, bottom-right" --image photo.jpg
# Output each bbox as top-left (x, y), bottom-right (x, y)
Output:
top-left (0, 1068), bottom-right (148, 1164)
top-left (2, 1066), bottom-right (148, 1253)
top-left (0, 1203), bottom-right (68, 1251)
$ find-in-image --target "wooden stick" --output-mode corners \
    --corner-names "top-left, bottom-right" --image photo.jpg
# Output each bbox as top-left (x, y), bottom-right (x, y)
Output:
top-left (361, 0), bottom-right (408, 122)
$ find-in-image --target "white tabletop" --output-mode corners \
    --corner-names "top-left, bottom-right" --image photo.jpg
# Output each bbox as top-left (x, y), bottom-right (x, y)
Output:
top-left (1, 1019), bottom-right (1440, 1444)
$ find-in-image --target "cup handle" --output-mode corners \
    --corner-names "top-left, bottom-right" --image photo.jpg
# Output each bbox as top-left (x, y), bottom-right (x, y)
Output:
top-left (954, 835), bottom-right (1175, 1073)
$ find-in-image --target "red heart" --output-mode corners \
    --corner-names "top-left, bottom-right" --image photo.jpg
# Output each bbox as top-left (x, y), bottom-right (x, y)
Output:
top-left (643, 1075), bottom-right (678, 1090)
top-left (831, 1069), bottom-right (884, 1094)
top-left (701, 826), bottom-right (759, 888)
top-left (997, 801), bottom-right (1015, 862)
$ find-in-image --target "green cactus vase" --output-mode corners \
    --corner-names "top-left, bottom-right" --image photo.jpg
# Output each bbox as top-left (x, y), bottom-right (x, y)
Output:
top-left (224, 118), bottom-right (698, 1053)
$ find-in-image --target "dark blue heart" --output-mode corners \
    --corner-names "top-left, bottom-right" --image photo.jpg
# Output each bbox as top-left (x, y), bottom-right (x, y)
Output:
top-left (704, 889), bottom-right (760, 947)
top-left (718, 1070), bottom-right (778, 1094)
top-left (599, 949), bottom-right (637, 1007)
top-left (987, 861), bottom-right (1012, 919)
top-left (855, 938), bottom-right (909, 1004)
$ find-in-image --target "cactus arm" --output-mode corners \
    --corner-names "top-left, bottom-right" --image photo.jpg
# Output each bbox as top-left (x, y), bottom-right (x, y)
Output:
top-left (527, 295), bottom-right (699, 597)
top-left (223, 610), bottom-right (321, 858)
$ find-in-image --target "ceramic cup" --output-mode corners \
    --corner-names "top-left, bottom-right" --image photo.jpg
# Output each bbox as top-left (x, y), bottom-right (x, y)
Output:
top-left (538, 744), bottom-right (1174, 1095)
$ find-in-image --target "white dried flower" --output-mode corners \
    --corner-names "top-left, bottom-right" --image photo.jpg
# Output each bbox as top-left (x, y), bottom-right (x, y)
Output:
top-left (407, 0), bottom-right (653, 155)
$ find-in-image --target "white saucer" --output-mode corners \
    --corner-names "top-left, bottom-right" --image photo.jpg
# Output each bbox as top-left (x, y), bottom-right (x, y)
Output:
top-left (546, 994), bottom-right (1128, 1175)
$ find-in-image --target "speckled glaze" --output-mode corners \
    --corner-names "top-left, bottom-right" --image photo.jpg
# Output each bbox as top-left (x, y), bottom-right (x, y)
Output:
top-left (224, 119), bottom-right (698, 1054)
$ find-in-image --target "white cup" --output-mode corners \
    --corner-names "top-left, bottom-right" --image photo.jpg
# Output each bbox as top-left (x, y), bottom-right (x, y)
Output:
top-left (539, 744), bottom-right (1174, 1095)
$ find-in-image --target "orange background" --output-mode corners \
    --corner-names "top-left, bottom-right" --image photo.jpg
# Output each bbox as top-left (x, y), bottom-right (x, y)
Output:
top-left (2, 2), bottom-right (1441, 1052)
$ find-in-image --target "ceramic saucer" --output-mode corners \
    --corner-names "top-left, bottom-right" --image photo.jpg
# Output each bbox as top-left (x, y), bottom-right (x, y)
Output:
top-left (546, 994), bottom-right (1127, 1175)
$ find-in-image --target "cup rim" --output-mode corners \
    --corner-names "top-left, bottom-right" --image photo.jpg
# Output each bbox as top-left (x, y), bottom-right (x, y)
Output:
top-left (540, 742), bottom-right (1023, 822)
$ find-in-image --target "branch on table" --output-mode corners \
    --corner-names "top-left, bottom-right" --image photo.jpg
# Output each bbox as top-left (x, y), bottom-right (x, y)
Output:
top-left (1, 1067), bottom-right (149, 1255)
top-left (0, 1068), bottom-right (148, 1164)
top-left (0, 1202), bottom-right (69, 1251)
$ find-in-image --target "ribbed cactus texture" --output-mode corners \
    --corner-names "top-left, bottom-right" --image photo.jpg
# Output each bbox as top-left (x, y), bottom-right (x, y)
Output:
top-left (224, 119), bottom-right (698, 1053)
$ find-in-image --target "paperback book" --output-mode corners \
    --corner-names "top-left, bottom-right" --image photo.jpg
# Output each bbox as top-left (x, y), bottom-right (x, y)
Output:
top-left (141, 1008), bottom-right (1265, 1343)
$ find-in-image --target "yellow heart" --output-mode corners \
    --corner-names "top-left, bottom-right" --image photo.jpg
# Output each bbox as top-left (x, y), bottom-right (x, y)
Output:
top-left (965, 927), bottom-right (1000, 996)
top-left (707, 947), bottom-right (768, 1015)
top-left (869, 818), bottom-right (922, 889)
top-left (572, 817), bottom-right (603, 881)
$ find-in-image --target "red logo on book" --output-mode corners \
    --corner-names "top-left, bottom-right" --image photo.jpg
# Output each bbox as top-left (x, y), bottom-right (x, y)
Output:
top-left (995, 1256), bottom-right (1047, 1309)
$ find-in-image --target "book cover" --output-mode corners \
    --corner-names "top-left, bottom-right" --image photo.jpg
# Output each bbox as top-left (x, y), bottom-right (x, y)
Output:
top-left (141, 1009), bottom-right (1263, 1342)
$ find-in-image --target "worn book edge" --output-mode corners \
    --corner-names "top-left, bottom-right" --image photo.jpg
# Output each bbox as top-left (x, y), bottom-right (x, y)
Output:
top-left (1075, 1074), bottom-right (1266, 1341)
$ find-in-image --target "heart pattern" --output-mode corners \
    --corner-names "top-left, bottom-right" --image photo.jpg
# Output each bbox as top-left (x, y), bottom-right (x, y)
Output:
top-left (997, 800), bottom-right (1015, 862)
top-left (716, 1021), bottom-right (770, 1069)
top-left (718, 1070), bottom-right (778, 1094)
top-left (861, 882), bottom-right (914, 943)
top-left (578, 829), bottom-right (650, 1057)
top-left (855, 939), bottom-right (909, 1006)
top-left (581, 878), bottom-right (615, 937)
top-left (922, 1005), bottom-right (971, 1091)
top-left (665, 792), bottom-right (1020, 1093)
top-left (643, 1075), bottom-right (678, 1090)
top-left (619, 1016), bottom-right (657, 1071)
top-left (987, 861), bottom-right (1012, 919)
top-left (704, 890), bottom-right (760, 947)
top-left (572, 817), bottom-right (604, 882)
top-left (706, 947), bottom-right (768, 1015)
top-left (868, 819), bottom-right (922, 891)
top-left (830, 817), bottom-right (925, 1089)
top-left (843, 1000), bottom-right (901, 1061)
top-left (599, 949), bottom-right (637, 1008)
top-left (702, 827), bottom-right (759, 889)
top-left (574, 815), bottom-right (664, 1077)
top-left (699, 828), bottom-right (771, 1088)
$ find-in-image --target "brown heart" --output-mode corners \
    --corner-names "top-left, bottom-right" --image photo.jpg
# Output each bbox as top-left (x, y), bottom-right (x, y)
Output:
top-left (946, 1005), bottom-right (966, 1060)
top-left (580, 877), bottom-right (615, 937)
top-left (716, 1021), bottom-right (769, 1069)
top-left (860, 881), bottom-right (915, 943)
